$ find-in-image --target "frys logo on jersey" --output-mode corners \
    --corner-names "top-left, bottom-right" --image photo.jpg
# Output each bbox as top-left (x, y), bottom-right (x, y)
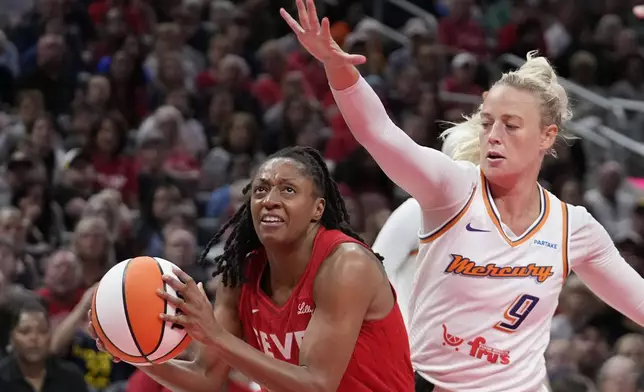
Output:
top-left (442, 324), bottom-right (510, 365)
top-left (444, 254), bottom-right (554, 283)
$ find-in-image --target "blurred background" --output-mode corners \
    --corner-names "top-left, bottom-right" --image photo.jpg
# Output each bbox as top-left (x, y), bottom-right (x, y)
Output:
top-left (0, 0), bottom-right (644, 391)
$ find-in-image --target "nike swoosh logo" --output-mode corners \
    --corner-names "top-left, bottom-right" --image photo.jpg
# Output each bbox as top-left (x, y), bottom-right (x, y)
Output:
top-left (466, 223), bottom-right (490, 232)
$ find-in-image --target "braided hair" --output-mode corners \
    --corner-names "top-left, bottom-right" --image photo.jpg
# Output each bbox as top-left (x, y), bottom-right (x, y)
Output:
top-left (199, 146), bottom-right (383, 287)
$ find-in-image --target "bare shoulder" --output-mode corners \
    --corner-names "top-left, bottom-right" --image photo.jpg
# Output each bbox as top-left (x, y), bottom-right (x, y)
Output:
top-left (318, 242), bottom-right (386, 285)
top-left (314, 242), bottom-right (389, 308)
top-left (313, 242), bottom-right (394, 320)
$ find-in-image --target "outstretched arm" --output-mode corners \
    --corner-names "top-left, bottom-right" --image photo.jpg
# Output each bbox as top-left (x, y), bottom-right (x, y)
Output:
top-left (571, 210), bottom-right (644, 326)
top-left (280, 0), bottom-right (476, 211)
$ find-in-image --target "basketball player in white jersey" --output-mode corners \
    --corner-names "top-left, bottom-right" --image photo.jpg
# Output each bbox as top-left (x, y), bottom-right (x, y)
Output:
top-left (281, 1), bottom-right (644, 391)
top-left (373, 131), bottom-right (473, 328)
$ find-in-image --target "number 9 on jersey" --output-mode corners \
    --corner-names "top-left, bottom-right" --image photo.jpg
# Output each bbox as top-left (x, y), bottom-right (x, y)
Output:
top-left (494, 294), bottom-right (540, 333)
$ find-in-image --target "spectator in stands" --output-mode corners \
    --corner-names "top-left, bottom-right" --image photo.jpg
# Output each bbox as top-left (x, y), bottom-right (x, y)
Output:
top-left (545, 339), bottom-right (578, 375)
top-left (0, 301), bottom-right (88, 392)
top-left (585, 161), bottom-right (636, 239)
top-left (572, 322), bottom-right (611, 379)
top-left (438, 0), bottom-right (487, 58)
top-left (53, 149), bottom-right (96, 231)
top-left (12, 180), bottom-right (64, 258)
top-left (36, 249), bottom-right (83, 328)
top-left (106, 49), bottom-right (148, 128)
top-left (71, 216), bottom-right (113, 287)
top-left (549, 372), bottom-right (596, 392)
top-left (202, 111), bottom-right (261, 190)
top-left (597, 355), bottom-right (639, 392)
top-left (387, 17), bottom-right (437, 81)
top-left (551, 274), bottom-right (602, 340)
top-left (23, 113), bottom-right (65, 182)
top-left (615, 334), bottom-right (644, 369)
top-left (87, 111), bottom-right (138, 206)
top-left (0, 89), bottom-right (44, 162)
top-left (18, 34), bottom-right (74, 117)
top-left (0, 1), bottom-right (642, 391)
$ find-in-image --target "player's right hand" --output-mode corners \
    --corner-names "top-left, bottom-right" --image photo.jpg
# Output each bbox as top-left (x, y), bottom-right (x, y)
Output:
top-left (87, 309), bottom-right (121, 363)
top-left (280, 0), bottom-right (366, 69)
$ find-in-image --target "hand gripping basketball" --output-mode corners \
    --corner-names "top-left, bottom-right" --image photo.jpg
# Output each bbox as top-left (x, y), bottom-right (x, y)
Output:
top-left (280, 0), bottom-right (366, 69)
top-left (156, 268), bottom-right (222, 346)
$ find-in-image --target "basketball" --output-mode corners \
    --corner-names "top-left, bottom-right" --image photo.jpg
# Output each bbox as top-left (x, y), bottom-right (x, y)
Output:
top-left (90, 256), bottom-right (192, 366)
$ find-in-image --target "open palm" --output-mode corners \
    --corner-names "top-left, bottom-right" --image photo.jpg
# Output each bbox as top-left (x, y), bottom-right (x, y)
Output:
top-left (280, 0), bottom-right (366, 68)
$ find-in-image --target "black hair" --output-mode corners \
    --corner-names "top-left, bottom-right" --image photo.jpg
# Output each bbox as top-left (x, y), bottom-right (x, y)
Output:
top-left (199, 146), bottom-right (383, 287)
top-left (9, 300), bottom-right (49, 333)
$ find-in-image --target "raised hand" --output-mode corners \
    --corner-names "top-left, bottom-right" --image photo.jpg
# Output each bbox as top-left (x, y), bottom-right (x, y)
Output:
top-left (280, 0), bottom-right (366, 69)
top-left (157, 268), bottom-right (221, 346)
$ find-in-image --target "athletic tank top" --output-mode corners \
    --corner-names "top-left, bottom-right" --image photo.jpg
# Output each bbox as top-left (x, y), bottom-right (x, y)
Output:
top-left (238, 226), bottom-right (415, 392)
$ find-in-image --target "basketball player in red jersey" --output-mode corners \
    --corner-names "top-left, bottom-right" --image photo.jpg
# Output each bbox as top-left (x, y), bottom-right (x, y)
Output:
top-left (88, 146), bottom-right (414, 392)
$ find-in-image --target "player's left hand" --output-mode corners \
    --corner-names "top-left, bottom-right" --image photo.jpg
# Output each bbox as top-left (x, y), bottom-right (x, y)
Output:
top-left (157, 268), bottom-right (222, 346)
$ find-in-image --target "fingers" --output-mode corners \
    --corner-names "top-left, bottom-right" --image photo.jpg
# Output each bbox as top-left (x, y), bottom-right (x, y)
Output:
top-left (321, 16), bottom-right (331, 38)
top-left (280, 8), bottom-right (305, 34)
top-left (160, 312), bottom-right (192, 327)
top-left (295, 0), bottom-right (311, 30)
top-left (157, 288), bottom-right (192, 314)
top-left (346, 53), bottom-right (367, 65)
top-left (87, 319), bottom-right (97, 340)
top-left (172, 267), bottom-right (197, 288)
top-left (306, 0), bottom-right (320, 32)
top-left (162, 273), bottom-right (188, 293)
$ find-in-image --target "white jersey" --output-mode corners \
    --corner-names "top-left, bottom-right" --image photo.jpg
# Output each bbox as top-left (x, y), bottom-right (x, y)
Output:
top-left (372, 198), bottom-right (421, 328)
top-left (409, 166), bottom-right (572, 392)
top-left (332, 75), bottom-right (644, 392)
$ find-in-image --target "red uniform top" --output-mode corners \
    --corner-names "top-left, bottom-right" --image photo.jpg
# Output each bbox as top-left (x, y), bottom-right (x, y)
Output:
top-left (238, 227), bottom-right (415, 392)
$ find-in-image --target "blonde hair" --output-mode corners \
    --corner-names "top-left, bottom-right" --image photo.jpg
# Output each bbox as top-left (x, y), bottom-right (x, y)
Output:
top-left (440, 51), bottom-right (573, 162)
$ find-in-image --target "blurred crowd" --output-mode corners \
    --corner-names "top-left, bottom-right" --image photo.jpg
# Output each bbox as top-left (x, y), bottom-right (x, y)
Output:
top-left (0, 0), bottom-right (644, 391)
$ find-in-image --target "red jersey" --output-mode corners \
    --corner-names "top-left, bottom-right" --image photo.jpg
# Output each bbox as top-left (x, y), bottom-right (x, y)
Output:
top-left (239, 227), bottom-right (414, 392)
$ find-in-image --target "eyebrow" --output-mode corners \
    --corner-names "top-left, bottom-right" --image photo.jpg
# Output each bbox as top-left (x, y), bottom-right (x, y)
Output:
top-left (254, 177), bottom-right (299, 184)
top-left (481, 112), bottom-right (523, 121)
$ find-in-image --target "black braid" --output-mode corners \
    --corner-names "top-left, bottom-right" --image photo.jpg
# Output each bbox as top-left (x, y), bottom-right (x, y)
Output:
top-left (199, 146), bottom-right (383, 288)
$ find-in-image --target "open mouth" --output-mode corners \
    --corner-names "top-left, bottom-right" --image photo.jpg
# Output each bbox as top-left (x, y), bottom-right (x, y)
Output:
top-left (486, 151), bottom-right (505, 161)
top-left (260, 215), bottom-right (285, 226)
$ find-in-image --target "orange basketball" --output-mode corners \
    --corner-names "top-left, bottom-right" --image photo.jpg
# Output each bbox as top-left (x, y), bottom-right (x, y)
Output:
top-left (90, 256), bottom-right (192, 365)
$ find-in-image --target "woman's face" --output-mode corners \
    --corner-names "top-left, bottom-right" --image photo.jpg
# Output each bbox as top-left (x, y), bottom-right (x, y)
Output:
top-left (152, 187), bottom-right (180, 222)
top-left (43, 250), bottom-right (80, 295)
top-left (75, 221), bottom-right (108, 259)
top-left (250, 158), bottom-right (325, 247)
top-left (96, 119), bottom-right (119, 154)
top-left (228, 118), bottom-right (253, 152)
top-left (10, 311), bottom-right (50, 364)
top-left (286, 99), bottom-right (309, 128)
top-left (479, 85), bottom-right (557, 186)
